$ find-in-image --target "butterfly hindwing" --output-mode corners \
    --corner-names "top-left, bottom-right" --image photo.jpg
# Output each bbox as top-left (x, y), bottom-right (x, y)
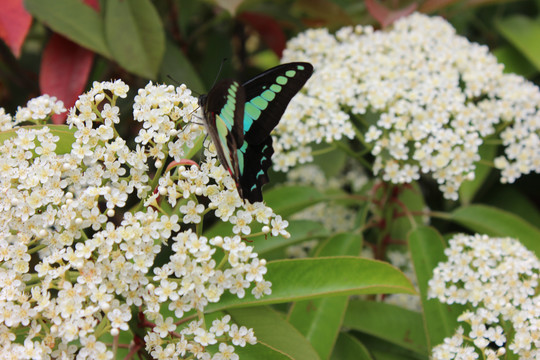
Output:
top-left (199, 62), bottom-right (313, 202)
top-left (237, 136), bottom-right (274, 202)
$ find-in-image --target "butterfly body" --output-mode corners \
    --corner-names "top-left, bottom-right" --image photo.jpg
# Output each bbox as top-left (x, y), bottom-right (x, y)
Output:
top-left (199, 62), bottom-right (313, 202)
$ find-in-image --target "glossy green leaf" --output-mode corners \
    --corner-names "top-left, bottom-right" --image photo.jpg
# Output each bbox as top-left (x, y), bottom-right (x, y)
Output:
top-left (24, 0), bottom-right (110, 57)
top-left (288, 233), bottom-right (360, 359)
top-left (234, 342), bottom-right (295, 360)
top-left (314, 232), bottom-right (362, 257)
top-left (458, 143), bottom-right (496, 205)
top-left (354, 199), bottom-right (371, 229)
top-left (0, 125), bottom-right (76, 155)
top-left (264, 185), bottom-right (326, 217)
top-left (184, 133), bottom-right (204, 160)
top-left (105, 0), bottom-right (165, 79)
top-left (483, 186), bottom-right (540, 226)
top-left (354, 333), bottom-right (425, 360)
top-left (229, 306), bottom-right (320, 360)
top-left (205, 257), bottom-right (416, 312)
top-left (160, 39), bottom-right (205, 92)
top-left (199, 30), bottom-right (234, 88)
top-left (451, 205), bottom-right (540, 256)
top-left (288, 296), bottom-right (348, 359)
top-left (408, 226), bottom-right (462, 349)
top-left (389, 183), bottom-right (425, 241)
top-left (343, 300), bottom-right (427, 356)
top-left (495, 15), bottom-right (540, 71)
top-left (331, 333), bottom-right (373, 360)
top-left (493, 45), bottom-right (537, 77)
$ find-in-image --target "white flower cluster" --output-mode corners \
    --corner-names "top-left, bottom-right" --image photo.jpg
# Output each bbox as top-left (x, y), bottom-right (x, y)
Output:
top-left (429, 234), bottom-right (540, 359)
top-left (0, 94), bottom-right (65, 131)
top-left (0, 80), bottom-right (288, 359)
top-left (279, 13), bottom-right (540, 200)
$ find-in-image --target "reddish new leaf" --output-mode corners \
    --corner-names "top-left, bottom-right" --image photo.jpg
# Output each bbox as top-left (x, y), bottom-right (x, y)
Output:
top-left (365, 0), bottom-right (417, 28)
top-left (40, 33), bottom-right (94, 124)
top-left (84, 0), bottom-right (100, 11)
top-left (238, 12), bottom-right (286, 57)
top-left (0, 0), bottom-right (32, 57)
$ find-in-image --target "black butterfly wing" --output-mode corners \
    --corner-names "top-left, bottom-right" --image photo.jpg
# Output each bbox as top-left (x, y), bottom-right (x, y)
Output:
top-left (237, 137), bottom-right (274, 203)
top-left (199, 80), bottom-right (246, 198)
top-left (242, 62), bottom-right (313, 144)
top-left (235, 62), bottom-right (313, 202)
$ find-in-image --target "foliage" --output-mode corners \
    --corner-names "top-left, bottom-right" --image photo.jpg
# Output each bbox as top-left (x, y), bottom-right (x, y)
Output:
top-left (1, 0), bottom-right (540, 359)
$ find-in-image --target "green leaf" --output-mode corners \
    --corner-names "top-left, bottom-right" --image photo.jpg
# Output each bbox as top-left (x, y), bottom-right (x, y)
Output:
top-left (205, 257), bottom-right (416, 312)
top-left (451, 205), bottom-right (540, 256)
top-left (0, 125), bottom-right (76, 155)
top-left (264, 185), bottom-right (326, 217)
top-left (24, 0), bottom-right (111, 57)
top-left (343, 300), bottom-right (428, 356)
top-left (160, 40), bottom-right (205, 92)
top-left (288, 233), bottom-right (360, 359)
top-left (312, 143), bottom-right (347, 179)
top-left (459, 143), bottom-right (496, 205)
top-left (185, 133), bottom-right (204, 160)
top-left (331, 333), bottom-right (373, 360)
top-left (483, 186), bottom-right (540, 226)
top-left (234, 342), bottom-right (297, 360)
top-left (493, 45), bottom-right (537, 77)
top-left (229, 306), bottom-right (320, 360)
top-left (354, 199), bottom-right (371, 229)
top-left (408, 226), bottom-right (462, 349)
top-left (354, 333), bottom-right (426, 360)
top-left (314, 232), bottom-right (362, 257)
top-left (199, 30), bottom-right (234, 88)
top-left (495, 15), bottom-right (540, 71)
top-left (288, 296), bottom-right (348, 359)
top-left (389, 183), bottom-right (425, 241)
top-left (105, 0), bottom-right (165, 79)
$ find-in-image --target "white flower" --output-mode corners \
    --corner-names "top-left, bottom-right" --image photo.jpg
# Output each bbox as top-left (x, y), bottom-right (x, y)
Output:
top-left (429, 234), bottom-right (539, 358)
top-left (1, 79), bottom-right (276, 359)
top-left (279, 13), bottom-right (540, 200)
top-left (179, 200), bottom-right (205, 223)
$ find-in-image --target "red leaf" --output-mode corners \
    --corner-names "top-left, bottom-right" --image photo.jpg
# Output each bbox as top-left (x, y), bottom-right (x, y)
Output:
top-left (0, 0), bottom-right (32, 57)
top-left (40, 34), bottom-right (94, 124)
top-left (83, 0), bottom-right (101, 11)
top-left (365, 0), bottom-right (417, 28)
top-left (238, 12), bottom-right (286, 57)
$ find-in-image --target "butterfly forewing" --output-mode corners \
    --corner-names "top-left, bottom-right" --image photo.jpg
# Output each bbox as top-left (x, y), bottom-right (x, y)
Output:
top-left (242, 62), bottom-right (313, 144)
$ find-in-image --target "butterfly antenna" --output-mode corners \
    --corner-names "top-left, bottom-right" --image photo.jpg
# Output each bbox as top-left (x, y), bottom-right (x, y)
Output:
top-left (210, 58), bottom-right (228, 89)
top-left (166, 74), bottom-right (180, 85)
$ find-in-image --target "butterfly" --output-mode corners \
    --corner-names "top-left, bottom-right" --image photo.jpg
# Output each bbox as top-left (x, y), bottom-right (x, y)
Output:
top-left (198, 62), bottom-right (313, 203)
